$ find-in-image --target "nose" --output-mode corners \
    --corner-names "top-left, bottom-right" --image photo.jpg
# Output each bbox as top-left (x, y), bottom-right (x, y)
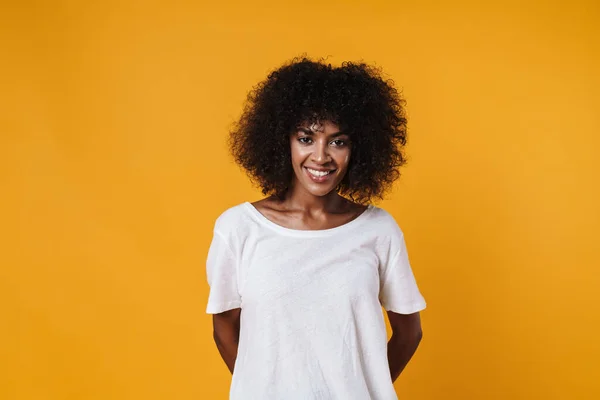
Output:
top-left (311, 141), bottom-right (332, 164)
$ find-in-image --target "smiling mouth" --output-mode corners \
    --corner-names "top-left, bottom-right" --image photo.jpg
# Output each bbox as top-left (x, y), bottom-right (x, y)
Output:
top-left (304, 167), bottom-right (337, 182)
top-left (305, 167), bottom-right (336, 177)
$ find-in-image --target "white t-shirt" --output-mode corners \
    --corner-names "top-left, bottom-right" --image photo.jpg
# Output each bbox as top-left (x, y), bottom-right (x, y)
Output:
top-left (205, 202), bottom-right (426, 400)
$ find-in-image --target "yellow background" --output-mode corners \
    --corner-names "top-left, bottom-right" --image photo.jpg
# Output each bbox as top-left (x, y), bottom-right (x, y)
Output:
top-left (2, 0), bottom-right (599, 399)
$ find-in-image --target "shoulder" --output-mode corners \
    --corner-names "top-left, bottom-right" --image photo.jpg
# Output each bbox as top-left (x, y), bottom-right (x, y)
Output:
top-left (212, 202), bottom-right (251, 235)
top-left (364, 206), bottom-right (411, 269)
top-left (366, 204), bottom-right (405, 237)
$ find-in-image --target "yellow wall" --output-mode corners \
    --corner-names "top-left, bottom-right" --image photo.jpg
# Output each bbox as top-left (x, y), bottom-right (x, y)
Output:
top-left (2, 0), bottom-right (599, 398)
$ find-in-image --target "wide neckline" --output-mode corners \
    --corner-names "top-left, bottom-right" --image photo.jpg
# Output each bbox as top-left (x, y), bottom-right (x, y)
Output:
top-left (242, 202), bottom-right (373, 237)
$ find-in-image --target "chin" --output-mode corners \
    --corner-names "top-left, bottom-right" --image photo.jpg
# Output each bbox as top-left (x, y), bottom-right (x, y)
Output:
top-left (308, 189), bottom-right (334, 197)
top-left (303, 182), bottom-right (339, 197)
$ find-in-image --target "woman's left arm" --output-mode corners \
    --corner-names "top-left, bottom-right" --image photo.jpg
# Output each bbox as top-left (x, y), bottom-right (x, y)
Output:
top-left (386, 311), bottom-right (423, 383)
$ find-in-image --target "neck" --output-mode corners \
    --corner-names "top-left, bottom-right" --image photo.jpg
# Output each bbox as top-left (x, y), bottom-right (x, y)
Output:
top-left (282, 180), bottom-right (346, 213)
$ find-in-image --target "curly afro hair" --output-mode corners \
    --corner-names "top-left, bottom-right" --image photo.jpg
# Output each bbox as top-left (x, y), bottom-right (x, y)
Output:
top-left (228, 56), bottom-right (408, 204)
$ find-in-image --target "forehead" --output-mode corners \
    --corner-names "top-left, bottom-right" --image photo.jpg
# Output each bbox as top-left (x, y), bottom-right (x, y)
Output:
top-left (296, 120), bottom-right (342, 134)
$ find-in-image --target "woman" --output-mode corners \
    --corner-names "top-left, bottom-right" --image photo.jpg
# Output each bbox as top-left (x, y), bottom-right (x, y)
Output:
top-left (205, 57), bottom-right (426, 399)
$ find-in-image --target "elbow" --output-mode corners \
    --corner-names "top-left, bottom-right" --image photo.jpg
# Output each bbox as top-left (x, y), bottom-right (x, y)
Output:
top-left (213, 327), bottom-right (229, 346)
top-left (396, 327), bottom-right (422, 345)
top-left (391, 327), bottom-right (422, 345)
top-left (415, 328), bottom-right (423, 344)
top-left (212, 329), bottom-right (221, 346)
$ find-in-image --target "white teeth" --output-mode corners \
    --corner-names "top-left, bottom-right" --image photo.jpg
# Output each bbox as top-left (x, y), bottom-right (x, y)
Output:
top-left (306, 168), bottom-right (333, 177)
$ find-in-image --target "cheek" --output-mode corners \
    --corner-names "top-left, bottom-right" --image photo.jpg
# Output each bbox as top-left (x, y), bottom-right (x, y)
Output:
top-left (289, 142), bottom-right (299, 164)
top-left (338, 149), bottom-right (351, 168)
top-left (290, 145), bottom-right (310, 164)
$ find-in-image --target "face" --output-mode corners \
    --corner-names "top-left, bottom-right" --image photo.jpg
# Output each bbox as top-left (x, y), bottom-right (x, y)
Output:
top-left (289, 120), bottom-right (352, 197)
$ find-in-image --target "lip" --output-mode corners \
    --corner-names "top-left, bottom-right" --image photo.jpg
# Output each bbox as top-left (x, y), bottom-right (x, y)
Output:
top-left (304, 166), bottom-right (336, 183)
top-left (304, 166), bottom-right (335, 172)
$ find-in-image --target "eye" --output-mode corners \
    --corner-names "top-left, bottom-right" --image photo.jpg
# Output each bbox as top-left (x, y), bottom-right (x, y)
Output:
top-left (298, 137), bottom-right (313, 144)
top-left (331, 139), bottom-right (347, 147)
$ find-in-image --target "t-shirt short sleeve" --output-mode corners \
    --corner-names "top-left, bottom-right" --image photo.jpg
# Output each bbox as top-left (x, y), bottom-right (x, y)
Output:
top-left (205, 231), bottom-right (242, 314)
top-left (379, 232), bottom-right (427, 314)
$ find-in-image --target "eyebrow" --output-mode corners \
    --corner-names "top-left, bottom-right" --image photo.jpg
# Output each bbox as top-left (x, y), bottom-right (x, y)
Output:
top-left (296, 127), bottom-right (348, 138)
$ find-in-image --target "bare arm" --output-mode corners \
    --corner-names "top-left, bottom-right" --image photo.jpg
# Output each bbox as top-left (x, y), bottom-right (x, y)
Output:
top-left (386, 311), bottom-right (423, 382)
top-left (212, 308), bottom-right (241, 374)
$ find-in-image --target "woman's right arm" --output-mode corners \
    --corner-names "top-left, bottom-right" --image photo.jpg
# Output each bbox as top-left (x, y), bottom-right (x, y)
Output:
top-left (212, 308), bottom-right (241, 373)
